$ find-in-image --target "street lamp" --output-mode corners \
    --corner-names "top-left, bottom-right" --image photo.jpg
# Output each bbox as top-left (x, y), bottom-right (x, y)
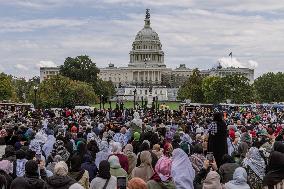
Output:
top-left (33, 86), bottom-right (38, 109)
top-left (100, 95), bottom-right (103, 110)
top-left (133, 88), bottom-right (137, 110)
top-left (156, 96), bottom-right (158, 113)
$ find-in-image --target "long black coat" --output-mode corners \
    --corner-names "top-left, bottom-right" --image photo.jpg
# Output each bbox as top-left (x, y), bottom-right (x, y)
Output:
top-left (208, 120), bottom-right (228, 167)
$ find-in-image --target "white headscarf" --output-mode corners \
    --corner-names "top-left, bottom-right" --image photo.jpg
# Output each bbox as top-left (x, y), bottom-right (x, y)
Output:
top-left (224, 167), bottom-right (250, 189)
top-left (243, 147), bottom-right (265, 179)
top-left (42, 135), bottom-right (56, 158)
top-left (95, 141), bottom-right (111, 168)
top-left (171, 148), bottom-right (195, 189)
top-left (111, 142), bottom-right (122, 153)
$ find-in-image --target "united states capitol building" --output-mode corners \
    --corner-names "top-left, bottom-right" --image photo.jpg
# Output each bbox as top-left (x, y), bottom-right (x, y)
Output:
top-left (40, 9), bottom-right (254, 101)
top-left (97, 9), bottom-right (254, 101)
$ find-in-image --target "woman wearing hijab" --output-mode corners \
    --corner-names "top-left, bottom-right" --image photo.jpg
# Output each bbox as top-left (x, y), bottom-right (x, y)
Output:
top-left (45, 161), bottom-right (84, 189)
top-left (123, 144), bottom-right (137, 174)
top-left (202, 171), bottom-right (223, 189)
top-left (108, 155), bottom-right (128, 178)
top-left (0, 160), bottom-right (13, 188)
top-left (95, 141), bottom-right (110, 168)
top-left (219, 154), bottom-right (239, 184)
top-left (81, 153), bottom-right (98, 182)
top-left (13, 149), bottom-right (28, 178)
top-left (152, 143), bottom-right (175, 188)
top-left (189, 144), bottom-right (206, 175)
top-left (128, 177), bottom-right (148, 189)
top-left (171, 148), bottom-right (195, 189)
top-left (132, 132), bottom-right (141, 154)
top-left (152, 144), bottom-right (163, 159)
top-left (90, 160), bottom-right (117, 189)
top-left (68, 155), bottom-right (90, 189)
top-left (131, 151), bottom-right (154, 182)
top-left (224, 167), bottom-right (250, 189)
top-left (110, 142), bottom-right (129, 172)
top-left (263, 142), bottom-right (284, 189)
top-left (208, 112), bottom-right (228, 167)
top-left (242, 147), bottom-right (265, 189)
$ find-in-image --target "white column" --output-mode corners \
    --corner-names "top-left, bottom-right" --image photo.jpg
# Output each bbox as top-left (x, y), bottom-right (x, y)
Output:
top-left (147, 71), bottom-right (149, 81)
top-left (138, 72), bottom-right (140, 82)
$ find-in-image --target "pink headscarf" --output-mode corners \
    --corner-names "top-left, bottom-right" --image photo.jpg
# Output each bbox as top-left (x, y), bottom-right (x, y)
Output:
top-left (0, 160), bottom-right (13, 174)
top-left (155, 154), bottom-right (172, 182)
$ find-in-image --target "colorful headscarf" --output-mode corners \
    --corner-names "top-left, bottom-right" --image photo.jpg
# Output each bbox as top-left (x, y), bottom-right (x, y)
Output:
top-left (128, 177), bottom-right (147, 189)
top-left (134, 132), bottom-right (140, 142)
top-left (155, 154), bottom-right (172, 182)
top-left (243, 147), bottom-right (265, 179)
top-left (163, 143), bottom-right (173, 157)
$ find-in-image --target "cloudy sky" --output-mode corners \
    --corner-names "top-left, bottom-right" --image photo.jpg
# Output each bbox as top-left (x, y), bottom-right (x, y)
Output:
top-left (0, 0), bottom-right (284, 78)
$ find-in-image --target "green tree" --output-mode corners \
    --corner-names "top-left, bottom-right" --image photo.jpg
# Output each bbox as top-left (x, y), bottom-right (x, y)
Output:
top-left (202, 76), bottom-right (225, 103)
top-left (222, 74), bottom-right (254, 103)
top-left (60, 55), bottom-right (116, 97)
top-left (177, 69), bottom-right (204, 102)
top-left (0, 73), bottom-right (16, 101)
top-left (93, 80), bottom-right (116, 97)
top-left (60, 55), bottom-right (100, 83)
top-left (13, 76), bottom-right (40, 103)
top-left (254, 72), bottom-right (284, 102)
top-left (38, 75), bottom-right (97, 108)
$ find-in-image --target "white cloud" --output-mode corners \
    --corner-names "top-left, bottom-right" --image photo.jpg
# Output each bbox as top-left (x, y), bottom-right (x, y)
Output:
top-left (0, 1), bottom-right (284, 78)
top-left (217, 57), bottom-right (258, 69)
top-left (15, 64), bottom-right (28, 71)
top-left (0, 18), bottom-right (88, 33)
top-left (36, 61), bottom-right (57, 68)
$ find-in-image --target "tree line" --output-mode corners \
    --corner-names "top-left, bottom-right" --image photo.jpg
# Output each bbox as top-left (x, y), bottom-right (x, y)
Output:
top-left (0, 55), bottom-right (115, 108)
top-left (177, 69), bottom-right (284, 104)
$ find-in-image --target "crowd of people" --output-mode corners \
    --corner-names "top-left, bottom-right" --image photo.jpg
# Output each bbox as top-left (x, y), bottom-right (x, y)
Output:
top-left (0, 104), bottom-right (284, 189)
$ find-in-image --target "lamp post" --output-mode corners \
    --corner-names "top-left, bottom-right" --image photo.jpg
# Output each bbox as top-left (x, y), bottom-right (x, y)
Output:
top-left (33, 86), bottom-right (38, 109)
top-left (141, 96), bottom-right (144, 109)
top-left (133, 88), bottom-right (137, 110)
top-left (156, 96), bottom-right (158, 113)
top-left (100, 95), bottom-right (103, 110)
top-left (102, 95), bottom-right (105, 109)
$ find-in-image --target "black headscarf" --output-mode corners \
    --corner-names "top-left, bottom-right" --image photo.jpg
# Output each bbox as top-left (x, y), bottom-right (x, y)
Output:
top-left (273, 141), bottom-right (284, 153)
top-left (263, 151), bottom-right (284, 189)
top-left (25, 160), bottom-right (39, 177)
top-left (98, 160), bottom-right (111, 179)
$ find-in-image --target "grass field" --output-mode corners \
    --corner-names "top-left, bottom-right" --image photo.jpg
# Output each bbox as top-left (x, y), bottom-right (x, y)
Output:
top-left (92, 101), bottom-right (181, 110)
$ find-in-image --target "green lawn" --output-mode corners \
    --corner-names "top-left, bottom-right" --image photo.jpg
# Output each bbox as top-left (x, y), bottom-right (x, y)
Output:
top-left (92, 101), bottom-right (181, 110)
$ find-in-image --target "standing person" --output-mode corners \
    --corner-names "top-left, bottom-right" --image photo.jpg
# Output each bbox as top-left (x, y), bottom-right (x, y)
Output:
top-left (208, 112), bottom-right (228, 167)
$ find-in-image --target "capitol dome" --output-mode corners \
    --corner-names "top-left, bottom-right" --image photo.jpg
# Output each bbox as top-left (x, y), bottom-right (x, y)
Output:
top-left (129, 9), bottom-right (165, 68)
top-left (135, 26), bottom-right (159, 41)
